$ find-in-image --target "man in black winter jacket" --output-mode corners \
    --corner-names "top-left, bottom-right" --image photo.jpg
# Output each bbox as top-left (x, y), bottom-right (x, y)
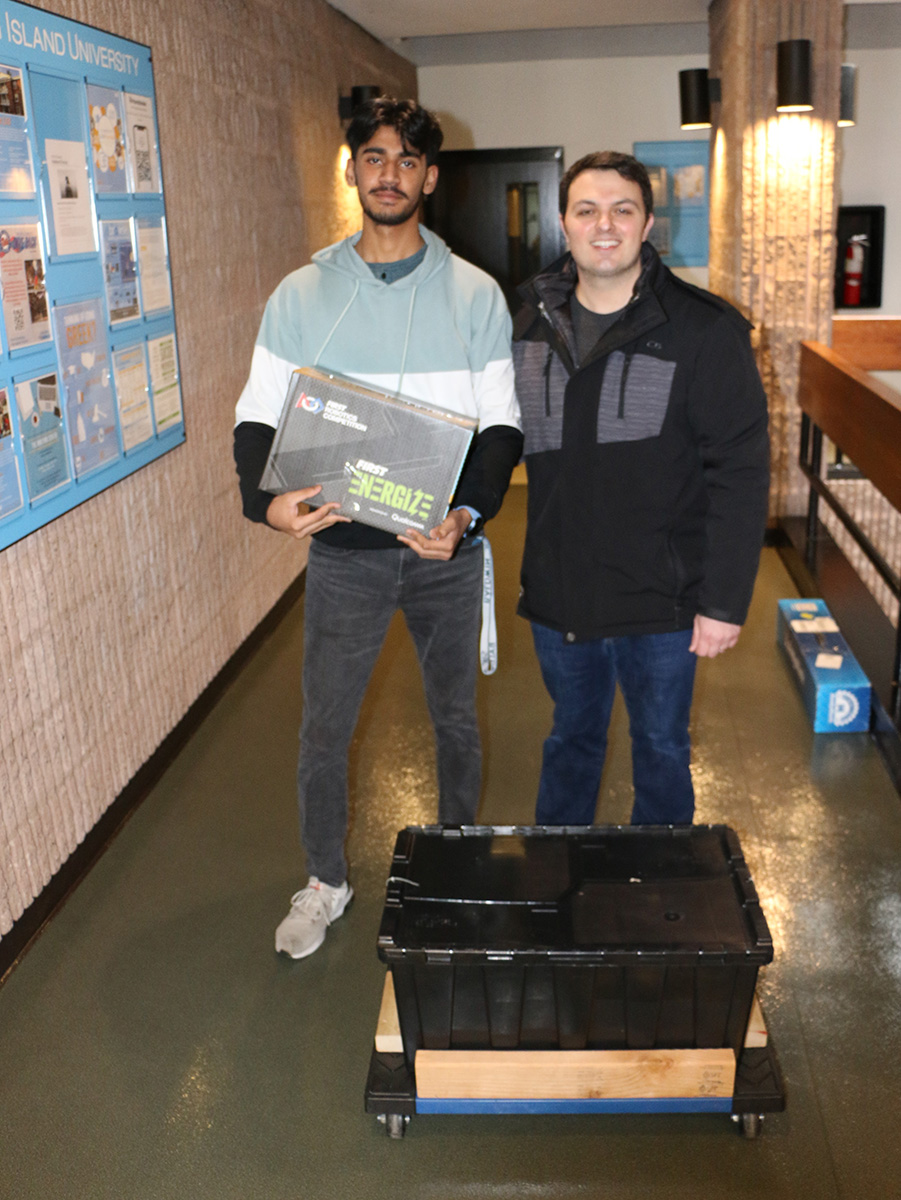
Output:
top-left (513, 151), bottom-right (769, 827)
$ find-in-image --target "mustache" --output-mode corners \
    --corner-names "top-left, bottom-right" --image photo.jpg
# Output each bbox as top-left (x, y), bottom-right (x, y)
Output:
top-left (370, 187), bottom-right (407, 198)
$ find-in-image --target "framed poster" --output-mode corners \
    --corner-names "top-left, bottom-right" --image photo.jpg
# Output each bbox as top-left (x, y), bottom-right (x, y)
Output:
top-left (633, 140), bottom-right (709, 268)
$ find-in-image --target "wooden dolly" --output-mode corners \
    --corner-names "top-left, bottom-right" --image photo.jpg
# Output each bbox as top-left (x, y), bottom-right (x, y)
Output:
top-left (365, 973), bottom-right (785, 1139)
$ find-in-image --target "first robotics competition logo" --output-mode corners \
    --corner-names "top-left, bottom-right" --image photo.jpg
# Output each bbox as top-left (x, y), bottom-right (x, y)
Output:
top-left (828, 689), bottom-right (860, 728)
top-left (296, 390), bottom-right (324, 414)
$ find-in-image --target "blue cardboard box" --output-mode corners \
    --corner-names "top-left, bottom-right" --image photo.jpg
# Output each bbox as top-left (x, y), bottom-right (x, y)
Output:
top-left (776, 599), bottom-right (871, 732)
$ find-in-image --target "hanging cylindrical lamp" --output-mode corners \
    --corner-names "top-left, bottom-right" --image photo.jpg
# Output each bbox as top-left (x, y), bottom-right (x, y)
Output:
top-left (839, 63), bottom-right (857, 127)
top-left (776, 39), bottom-right (813, 112)
top-left (679, 68), bottom-right (712, 129)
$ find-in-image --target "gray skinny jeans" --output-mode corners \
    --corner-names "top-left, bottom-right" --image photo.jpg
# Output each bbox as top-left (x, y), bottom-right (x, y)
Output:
top-left (297, 538), bottom-right (483, 886)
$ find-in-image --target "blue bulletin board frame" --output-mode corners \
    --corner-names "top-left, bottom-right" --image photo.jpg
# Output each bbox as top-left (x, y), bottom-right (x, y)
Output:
top-left (633, 140), bottom-right (709, 269)
top-left (0, 0), bottom-right (182, 552)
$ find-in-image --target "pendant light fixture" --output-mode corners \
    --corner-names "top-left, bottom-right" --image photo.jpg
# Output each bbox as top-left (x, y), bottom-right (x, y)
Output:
top-left (839, 63), bottom-right (857, 127)
top-left (679, 69), bottom-right (721, 130)
top-left (776, 39), bottom-right (813, 112)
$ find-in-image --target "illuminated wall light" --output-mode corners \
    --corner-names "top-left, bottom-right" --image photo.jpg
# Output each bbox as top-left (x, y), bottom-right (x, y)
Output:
top-left (769, 113), bottom-right (824, 168)
top-left (839, 63), bottom-right (857, 127)
top-left (776, 39), bottom-right (813, 113)
top-left (334, 142), bottom-right (361, 238)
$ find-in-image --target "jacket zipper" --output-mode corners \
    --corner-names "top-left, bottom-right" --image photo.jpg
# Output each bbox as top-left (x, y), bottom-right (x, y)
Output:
top-left (537, 300), bottom-right (577, 377)
top-left (617, 351), bottom-right (634, 420)
top-left (667, 530), bottom-right (686, 611)
top-left (543, 345), bottom-right (553, 416)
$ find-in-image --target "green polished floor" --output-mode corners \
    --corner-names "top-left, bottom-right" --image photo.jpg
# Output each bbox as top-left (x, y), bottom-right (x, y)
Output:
top-left (2, 485), bottom-right (901, 1200)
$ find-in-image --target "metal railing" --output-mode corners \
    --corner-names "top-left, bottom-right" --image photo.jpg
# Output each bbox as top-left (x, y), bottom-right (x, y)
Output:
top-left (797, 319), bottom-right (901, 722)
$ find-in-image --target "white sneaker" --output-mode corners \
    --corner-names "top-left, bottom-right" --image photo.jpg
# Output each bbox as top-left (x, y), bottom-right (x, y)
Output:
top-left (274, 878), bottom-right (353, 959)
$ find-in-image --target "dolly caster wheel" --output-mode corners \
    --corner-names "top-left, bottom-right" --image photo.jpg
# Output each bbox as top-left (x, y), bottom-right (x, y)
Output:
top-left (733, 1112), bottom-right (763, 1138)
top-left (377, 1112), bottom-right (409, 1139)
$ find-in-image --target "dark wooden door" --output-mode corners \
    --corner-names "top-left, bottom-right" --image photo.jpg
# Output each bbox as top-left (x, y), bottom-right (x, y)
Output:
top-left (425, 147), bottom-right (565, 312)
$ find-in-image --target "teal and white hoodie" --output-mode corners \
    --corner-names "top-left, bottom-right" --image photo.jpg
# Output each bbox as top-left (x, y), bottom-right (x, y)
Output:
top-left (234, 226), bottom-right (522, 547)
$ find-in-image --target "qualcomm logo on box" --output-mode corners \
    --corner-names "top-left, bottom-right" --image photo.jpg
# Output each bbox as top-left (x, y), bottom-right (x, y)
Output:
top-left (828, 689), bottom-right (861, 728)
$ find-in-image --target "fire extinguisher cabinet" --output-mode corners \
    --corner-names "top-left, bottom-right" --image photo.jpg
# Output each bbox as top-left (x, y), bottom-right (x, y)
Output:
top-left (834, 205), bottom-right (884, 309)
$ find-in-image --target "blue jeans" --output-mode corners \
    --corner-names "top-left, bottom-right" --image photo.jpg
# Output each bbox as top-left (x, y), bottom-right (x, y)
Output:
top-left (298, 539), bottom-right (483, 886)
top-left (530, 624), bottom-right (697, 826)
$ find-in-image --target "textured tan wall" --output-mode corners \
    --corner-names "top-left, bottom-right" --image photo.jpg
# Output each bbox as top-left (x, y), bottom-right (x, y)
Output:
top-left (709, 0), bottom-right (842, 518)
top-left (0, 0), bottom-right (416, 938)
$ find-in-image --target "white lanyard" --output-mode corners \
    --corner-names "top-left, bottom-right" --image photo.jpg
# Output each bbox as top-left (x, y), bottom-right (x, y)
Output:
top-left (480, 537), bottom-right (497, 675)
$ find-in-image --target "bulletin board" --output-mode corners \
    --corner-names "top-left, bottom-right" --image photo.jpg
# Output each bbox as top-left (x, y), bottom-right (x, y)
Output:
top-left (633, 140), bottom-right (709, 268)
top-left (0, 1), bottom-right (182, 552)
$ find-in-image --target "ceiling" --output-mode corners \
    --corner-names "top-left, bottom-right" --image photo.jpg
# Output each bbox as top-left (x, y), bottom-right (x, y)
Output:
top-left (326, 1), bottom-right (710, 41)
top-left (329, 0), bottom-right (897, 40)
top-left (327, 0), bottom-right (901, 64)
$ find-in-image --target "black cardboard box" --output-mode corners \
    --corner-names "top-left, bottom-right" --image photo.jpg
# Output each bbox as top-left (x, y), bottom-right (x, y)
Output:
top-left (378, 825), bottom-right (773, 1065)
top-left (259, 368), bottom-right (477, 535)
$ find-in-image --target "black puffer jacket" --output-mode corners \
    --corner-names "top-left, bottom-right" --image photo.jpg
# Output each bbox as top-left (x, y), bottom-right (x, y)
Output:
top-left (513, 243), bottom-right (770, 641)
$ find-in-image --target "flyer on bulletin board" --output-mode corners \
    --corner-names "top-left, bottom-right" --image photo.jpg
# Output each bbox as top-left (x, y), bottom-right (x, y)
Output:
top-left (100, 218), bottom-right (140, 324)
top-left (44, 138), bottom-right (96, 256)
top-left (112, 342), bottom-right (153, 451)
top-left (136, 216), bottom-right (172, 315)
top-left (52, 299), bottom-right (120, 477)
top-left (0, 223), bottom-right (50, 350)
top-left (123, 92), bottom-right (160, 193)
top-left (86, 83), bottom-right (127, 195)
top-left (148, 332), bottom-right (182, 430)
top-left (0, 63), bottom-right (35, 195)
top-left (0, 386), bottom-right (24, 520)
top-left (15, 372), bottom-right (70, 500)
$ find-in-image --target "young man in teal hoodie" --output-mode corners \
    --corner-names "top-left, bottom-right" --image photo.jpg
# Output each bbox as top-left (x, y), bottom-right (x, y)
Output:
top-left (234, 98), bottom-right (522, 959)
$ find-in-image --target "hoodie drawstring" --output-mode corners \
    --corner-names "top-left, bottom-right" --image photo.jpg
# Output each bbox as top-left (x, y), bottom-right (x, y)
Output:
top-left (311, 277), bottom-right (417, 398)
top-left (396, 284), bottom-right (417, 397)
top-left (312, 281), bottom-right (360, 367)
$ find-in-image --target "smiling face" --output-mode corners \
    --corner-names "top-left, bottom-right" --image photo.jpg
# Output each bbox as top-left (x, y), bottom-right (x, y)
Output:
top-left (345, 125), bottom-right (438, 228)
top-left (560, 169), bottom-right (654, 288)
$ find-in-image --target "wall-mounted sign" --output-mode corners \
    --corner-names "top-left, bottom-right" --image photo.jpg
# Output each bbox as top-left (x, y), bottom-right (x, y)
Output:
top-left (0, 0), bottom-right (183, 550)
top-left (633, 140), bottom-right (709, 268)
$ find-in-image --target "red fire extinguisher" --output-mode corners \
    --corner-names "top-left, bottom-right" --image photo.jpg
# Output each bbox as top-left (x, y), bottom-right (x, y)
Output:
top-left (842, 234), bottom-right (867, 306)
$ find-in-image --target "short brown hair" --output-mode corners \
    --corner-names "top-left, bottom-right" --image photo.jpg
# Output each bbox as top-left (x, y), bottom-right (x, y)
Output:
top-left (559, 152), bottom-right (653, 218)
